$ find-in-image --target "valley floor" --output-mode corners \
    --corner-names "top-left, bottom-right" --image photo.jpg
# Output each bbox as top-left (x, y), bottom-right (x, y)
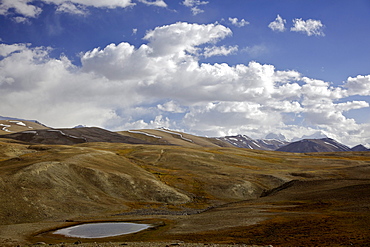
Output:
top-left (1, 179), bottom-right (369, 247)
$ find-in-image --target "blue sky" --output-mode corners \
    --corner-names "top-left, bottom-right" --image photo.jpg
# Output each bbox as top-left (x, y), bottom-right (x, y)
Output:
top-left (1, 0), bottom-right (370, 146)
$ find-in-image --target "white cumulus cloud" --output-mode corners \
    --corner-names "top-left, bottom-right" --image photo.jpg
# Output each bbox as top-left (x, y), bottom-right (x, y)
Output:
top-left (182, 0), bottom-right (208, 15)
top-left (268, 15), bottom-right (286, 32)
top-left (13, 16), bottom-right (29, 23)
top-left (0, 43), bottom-right (30, 57)
top-left (143, 22), bottom-right (232, 56)
top-left (0, 0), bottom-right (42, 18)
top-left (344, 75), bottom-right (370, 96)
top-left (56, 2), bottom-right (86, 15)
top-left (228, 17), bottom-right (249, 27)
top-left (138, 0), bottom-right (167, 7)
top-left (291, 18), bottom-right (325, 36)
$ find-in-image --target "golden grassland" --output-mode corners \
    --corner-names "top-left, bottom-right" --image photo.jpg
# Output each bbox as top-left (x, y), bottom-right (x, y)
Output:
top-left (0, 136), bottom-right (369, 246)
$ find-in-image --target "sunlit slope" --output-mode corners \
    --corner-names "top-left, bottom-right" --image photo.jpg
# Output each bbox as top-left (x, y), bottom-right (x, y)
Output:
top-left (118, 129), bottom-right (234, 148)
top-left (1, 138), bottom-right (370, 226)
top-left (0, 142), bottom-right (190, 224)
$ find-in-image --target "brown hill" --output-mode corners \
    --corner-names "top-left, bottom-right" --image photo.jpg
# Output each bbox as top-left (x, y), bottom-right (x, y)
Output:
top-left (0, 134), bottom-right (369, 246)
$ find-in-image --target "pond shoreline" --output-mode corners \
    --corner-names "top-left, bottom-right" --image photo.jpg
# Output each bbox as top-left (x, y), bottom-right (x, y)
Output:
top-left (53, 222), bottom-right (152, 239)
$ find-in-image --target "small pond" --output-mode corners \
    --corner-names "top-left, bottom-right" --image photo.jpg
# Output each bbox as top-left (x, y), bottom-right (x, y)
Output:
top-left (53, 222), bottom-right (151, 239)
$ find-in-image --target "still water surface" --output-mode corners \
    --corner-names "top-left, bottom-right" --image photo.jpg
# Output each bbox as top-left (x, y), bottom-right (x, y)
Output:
top-left (54, 222), bottom-right (151, 238)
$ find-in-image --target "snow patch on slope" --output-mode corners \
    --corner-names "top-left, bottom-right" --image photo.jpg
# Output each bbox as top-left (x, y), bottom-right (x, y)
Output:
top-left (156, 128), bottom-right (193, 143)
top-left (128, 130), bottom-right (162, 139)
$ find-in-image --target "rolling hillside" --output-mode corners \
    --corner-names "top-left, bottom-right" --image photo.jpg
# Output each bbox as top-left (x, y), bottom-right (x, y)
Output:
top-left (0, 119), bottom-right (370, 246)
top-left (1, 133), bottom-right (370, 246)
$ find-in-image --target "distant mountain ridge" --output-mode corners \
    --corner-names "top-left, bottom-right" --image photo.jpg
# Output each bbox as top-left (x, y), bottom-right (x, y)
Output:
top-left (219, 134), bottom-right (288, 151)
top-left (351, 144), bottom-right (369, 151)
top-left (219, 135), bottom-right (369, 152)
top-left (0, 115), bottom-right (47, 127)
top-left (276, 138), bottom-right (352, 153)
top-left (0, 116), bottom-right (368, 152)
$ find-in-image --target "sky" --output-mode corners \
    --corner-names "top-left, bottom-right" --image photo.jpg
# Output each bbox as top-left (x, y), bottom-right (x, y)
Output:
top-left (0, 0), bottom-right (370, 147)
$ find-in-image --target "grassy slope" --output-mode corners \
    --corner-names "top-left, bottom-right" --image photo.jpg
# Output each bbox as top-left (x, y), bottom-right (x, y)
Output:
top-left (0, 137), bottom-right (370, 246)
top-left (118, 129), bottom-right (234, 148)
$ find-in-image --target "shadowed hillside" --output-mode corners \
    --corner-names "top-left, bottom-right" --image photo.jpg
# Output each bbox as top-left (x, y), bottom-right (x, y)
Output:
top-left (276, 138), bottom-right (351, 153)
top-left (0, 127), bottom-right (152, 145)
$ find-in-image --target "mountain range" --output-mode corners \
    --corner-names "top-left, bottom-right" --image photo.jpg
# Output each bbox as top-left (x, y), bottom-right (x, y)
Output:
top-left (0, 117), bottom-right (368, 152)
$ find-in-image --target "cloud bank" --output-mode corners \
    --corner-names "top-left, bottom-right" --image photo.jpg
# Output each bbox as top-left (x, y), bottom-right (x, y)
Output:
top-left (0, 22), bottom-right (369, 146)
